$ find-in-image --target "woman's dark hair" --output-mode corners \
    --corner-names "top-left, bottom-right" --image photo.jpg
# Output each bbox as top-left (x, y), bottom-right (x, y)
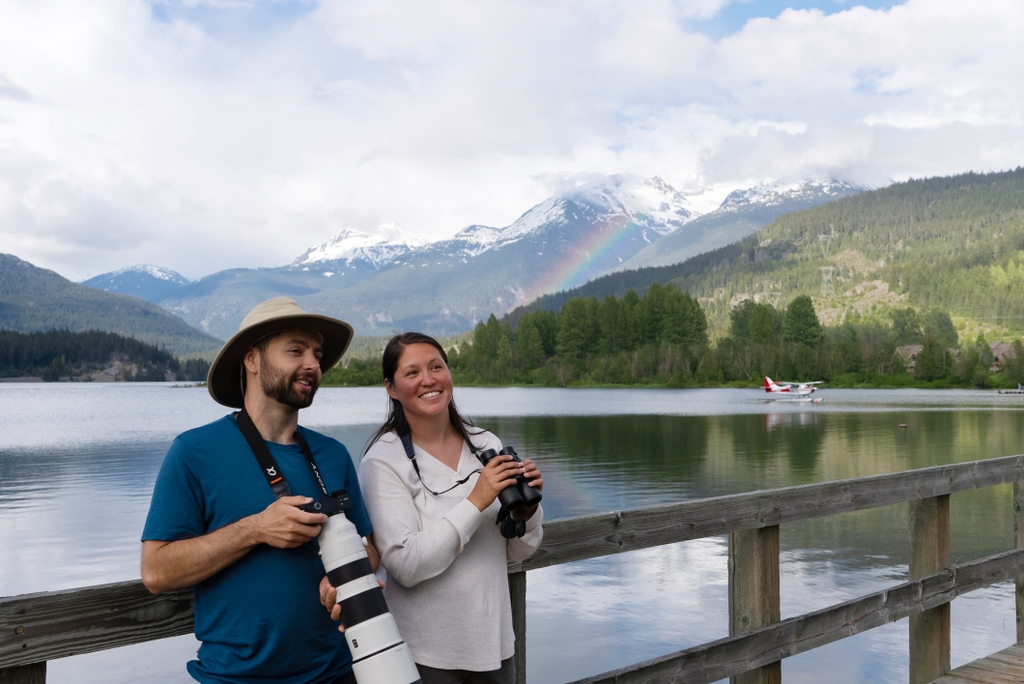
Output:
top-left (365, 332), bottom-right (482, 453)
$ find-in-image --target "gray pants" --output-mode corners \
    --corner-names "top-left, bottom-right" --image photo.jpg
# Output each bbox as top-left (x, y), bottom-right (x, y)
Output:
top-left (416, 657), bottom-right (516, 684)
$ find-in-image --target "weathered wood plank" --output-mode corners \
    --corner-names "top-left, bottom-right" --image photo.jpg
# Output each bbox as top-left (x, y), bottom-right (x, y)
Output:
top-left (509, 571), bottom-right (527, 684)
top-left (728, 527), bottom-right (780, 684)
top-left (568, 550), bottom-right (1024, 684)
top-left (907, 639), bottom-right (1024, 684)
top-left (0, 581), bottom-right (192, 668)
top-left (909, 495), bottom-right (951, 684)
top-left (0, 663), bottom-right (45, 684)
top-left (514, 455), bottom-right (1024, 572)
top-left (1015, 480), bottom-right (1024, 642)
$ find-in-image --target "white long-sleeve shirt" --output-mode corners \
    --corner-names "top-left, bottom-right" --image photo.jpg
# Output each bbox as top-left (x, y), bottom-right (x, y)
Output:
top-left (359, 430), bottom-right (543, 671)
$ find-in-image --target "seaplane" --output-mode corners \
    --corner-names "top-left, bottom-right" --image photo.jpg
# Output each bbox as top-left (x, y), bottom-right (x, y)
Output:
top-left (763, 376), bottom-right (824, 402)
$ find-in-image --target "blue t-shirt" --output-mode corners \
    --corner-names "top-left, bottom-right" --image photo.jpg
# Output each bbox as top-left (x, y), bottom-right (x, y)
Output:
top-left (142, 414), bottom-right (372, 684)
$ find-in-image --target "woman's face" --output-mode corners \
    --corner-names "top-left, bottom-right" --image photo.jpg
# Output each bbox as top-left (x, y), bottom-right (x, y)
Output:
top-left (386, 342), bottom-right (453, 422)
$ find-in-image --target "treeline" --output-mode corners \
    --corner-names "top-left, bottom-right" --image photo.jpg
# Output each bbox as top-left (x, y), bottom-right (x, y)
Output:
top-left (0, 329), bottom-right (211, 382)
top-left (327, 284), bottom-right (1024, 389)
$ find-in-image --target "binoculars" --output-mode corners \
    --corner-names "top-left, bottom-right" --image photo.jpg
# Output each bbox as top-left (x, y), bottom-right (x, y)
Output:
top-left (476, 445), bottom-right (543, 513)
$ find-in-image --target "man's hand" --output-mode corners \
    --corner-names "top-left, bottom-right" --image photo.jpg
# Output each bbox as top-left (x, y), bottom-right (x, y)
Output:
top-left (254, 496), bottom-right (327, 548)
top-left (319, 574), bottom-right (387, 633)
top-left (142, 496), bottom-right (328, 594)
top-left (319, 576), bottom-right (344, 631)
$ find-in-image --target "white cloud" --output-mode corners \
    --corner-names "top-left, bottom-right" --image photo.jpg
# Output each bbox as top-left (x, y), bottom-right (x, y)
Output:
top-left (0, 0), bottom-right (1021, 280)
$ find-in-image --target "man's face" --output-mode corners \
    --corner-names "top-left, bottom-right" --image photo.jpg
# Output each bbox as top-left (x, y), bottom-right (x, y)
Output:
top-left (255, 330), bottom-right (324, 409)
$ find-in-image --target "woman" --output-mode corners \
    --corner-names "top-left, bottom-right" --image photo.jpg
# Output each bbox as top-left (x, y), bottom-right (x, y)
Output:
top-left (359, 332), bottom-right (543, 684)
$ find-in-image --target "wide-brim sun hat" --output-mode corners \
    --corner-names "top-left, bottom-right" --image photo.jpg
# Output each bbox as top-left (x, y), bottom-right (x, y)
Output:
top-left (207, 296), bottom-right (354, 408)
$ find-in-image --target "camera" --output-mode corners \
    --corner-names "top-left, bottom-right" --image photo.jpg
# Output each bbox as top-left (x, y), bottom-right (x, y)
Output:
top-left (476, 445), bottom-right (543, 512)
top-left (305, 490), bottom-right (421, 684)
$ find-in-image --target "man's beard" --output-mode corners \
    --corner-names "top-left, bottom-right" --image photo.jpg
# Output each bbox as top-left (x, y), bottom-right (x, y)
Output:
top-left (260, 357), bottom-right (319, 409)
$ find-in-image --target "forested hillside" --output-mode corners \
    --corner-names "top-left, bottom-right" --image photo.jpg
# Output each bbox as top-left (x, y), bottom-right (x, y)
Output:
top-left (0, 254), bottom-right (223, 357)
top-left (0, 329), bottom-right (211, 381)
top-left (517, 167), bottom-right (1024, 341)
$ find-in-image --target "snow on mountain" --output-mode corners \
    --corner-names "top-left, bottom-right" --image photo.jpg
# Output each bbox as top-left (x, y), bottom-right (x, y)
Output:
top-left (291, 175), bottom-right (700, 271)
top-left (497, 174), bottom-right (699, 244)
top-left (81, 264), bottom-right (192, 304)
top-left (614, 177), bottom-right (867, 272)
top-left (441, 224), bottom-right (505, 257)
top-left (293, 223), bottom-right (428, 269)
top-left (96, 264), bottom-right (191, 284)
top-left (717, 178), bottom-right (864, 212)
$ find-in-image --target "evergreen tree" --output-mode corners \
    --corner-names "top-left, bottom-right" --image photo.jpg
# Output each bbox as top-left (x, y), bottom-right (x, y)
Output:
top-left (555, 297), bottom-right (599, 366)
top-left (749, 304), bottom-right (778, 344)
top-left (515, 315), bottom-right (545, 371)
top-left (783, 295), bottom-right (822, 347)
top-left (921, 309), bottom-right (958, 349)
top-left (890, 308), bottom-right (924, 346)
top-left (729, 299), bottom-right (758, 342)
top-left (915, 335), bottom-right (951, 382)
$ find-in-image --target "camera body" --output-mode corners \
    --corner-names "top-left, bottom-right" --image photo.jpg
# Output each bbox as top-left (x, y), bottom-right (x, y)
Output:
top-left (308, 490), bottom-right (421, 684)
top-left (476, 445), bottom-right (543, 511)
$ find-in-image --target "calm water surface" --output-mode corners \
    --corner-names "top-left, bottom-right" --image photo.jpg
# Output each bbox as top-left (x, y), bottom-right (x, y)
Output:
top-left (2, 384), bottom-right (1024, 682)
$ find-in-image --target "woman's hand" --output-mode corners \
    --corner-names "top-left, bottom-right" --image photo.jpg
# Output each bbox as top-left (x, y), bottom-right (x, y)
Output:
top-left (467, 454), bottom-right (523, 512)
top-left (520, 458), bottom-right (543, 521)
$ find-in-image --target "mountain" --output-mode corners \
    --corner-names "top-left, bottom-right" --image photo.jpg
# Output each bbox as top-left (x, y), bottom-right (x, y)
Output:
top-left (615, 178), bottom-right (865, 271)
top-left (139, 175), bottom-right (703, 339)
top-left (82, 264), bottom-right (191, 303)
top-left (514, 167), bottom-right (1024, 340)
top-left (80, 173), bottom-right (867, 341)
top-left (293, 223), bottom-right (428, 272)
top-left (0, 254), bottom-right (223, 357)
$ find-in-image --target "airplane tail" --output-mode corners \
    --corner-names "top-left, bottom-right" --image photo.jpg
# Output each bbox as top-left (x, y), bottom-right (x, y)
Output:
top-left (764, 377), bottom-right (774, 392)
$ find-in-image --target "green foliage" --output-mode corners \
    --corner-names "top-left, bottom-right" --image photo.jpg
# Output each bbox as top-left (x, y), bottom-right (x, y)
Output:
top-left (783, 296), bottom-right (822, 346)
top-left (890, 308), bottom-right (923, 345)
top-left (322, 357), bottom-right (381, 386)
top-left (0, 329), bottom-right (210, 381)
top-left (323, 291), bottom-right (1019, 390)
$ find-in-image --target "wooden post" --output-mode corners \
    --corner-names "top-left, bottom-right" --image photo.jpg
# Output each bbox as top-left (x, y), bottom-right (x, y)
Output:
top-left (0, 663), bottom-right (45, 684)
top-left (509, 570), bottom-right (527, 684)
top-left (1015, 481), bottom-right (1024, 642)
top-left (729, 526), bottom-right (781, 684)
top-left (908, 495), bottom-right (950, 684)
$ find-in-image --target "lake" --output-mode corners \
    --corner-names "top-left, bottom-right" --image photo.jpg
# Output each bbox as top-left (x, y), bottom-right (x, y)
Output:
top-left (2, 383), bottom-right (1024, 682)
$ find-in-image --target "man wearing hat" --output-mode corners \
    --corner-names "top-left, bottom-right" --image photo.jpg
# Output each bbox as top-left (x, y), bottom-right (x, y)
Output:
top-left (141, 297), bottom-right (375, 684)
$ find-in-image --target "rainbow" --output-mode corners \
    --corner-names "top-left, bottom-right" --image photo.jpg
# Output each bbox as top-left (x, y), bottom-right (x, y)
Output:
top-left (528, 212), bottom-right (647, 300)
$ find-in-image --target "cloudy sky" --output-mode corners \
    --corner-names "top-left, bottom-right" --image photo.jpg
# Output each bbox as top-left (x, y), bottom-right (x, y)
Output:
top-left (1, 0), bottom-right (1022, 281)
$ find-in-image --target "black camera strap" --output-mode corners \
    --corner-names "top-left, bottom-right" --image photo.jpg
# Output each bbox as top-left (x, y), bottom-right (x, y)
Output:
top-left (235, 408), bottom-right (331, 500)
top-left (399, 430), bottom-right (481, 497)
top-left (400, 430), bottom-right (523, 538)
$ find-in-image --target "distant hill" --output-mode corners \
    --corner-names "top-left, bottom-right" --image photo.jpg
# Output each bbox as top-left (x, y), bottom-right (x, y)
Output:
top-left (512, 167), bottom-right (1024, 341)
top-left (0, 254), bottom-right (223, 357)
top-left (0, 328), bottom-right (210, 381)
top-left (82, 264), bottom-right (191, 303)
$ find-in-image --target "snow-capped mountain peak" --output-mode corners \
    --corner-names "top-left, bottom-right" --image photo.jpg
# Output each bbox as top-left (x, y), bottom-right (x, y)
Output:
top-left (293, 223), bottom-right (428, 268)
top-left (496, 174), bottom-right (700, 245)
top-left (80, 264), bottom-right (191, 304)
top-left (105, 264), bottom-right (190, 283)
top-left (718, 178), bottom-right (864, 212)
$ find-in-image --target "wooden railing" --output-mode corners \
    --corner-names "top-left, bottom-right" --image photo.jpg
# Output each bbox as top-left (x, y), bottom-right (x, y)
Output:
top-left (4, 455), bottom-right (1024, 684)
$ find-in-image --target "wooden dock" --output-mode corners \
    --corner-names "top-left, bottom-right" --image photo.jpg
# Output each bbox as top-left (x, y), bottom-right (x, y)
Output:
top-left (6, 454), bottom-right (1024, 683)
top-left (931, 643), bottom-right (1024, 683)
